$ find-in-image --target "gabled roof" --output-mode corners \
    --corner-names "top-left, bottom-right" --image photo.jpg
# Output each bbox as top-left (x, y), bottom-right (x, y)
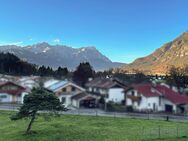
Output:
top-left (47, 80), bottom-right (85, 92)
top-left (86, 78), bottom-right (126, 89)
top-left (0, 81), bottom-right (26, 95)
top-left (127, 84), bottom-right (161, 97)
top-left (155, 85), bottom-right (188, 105)
top-left (71, 92), bottom-right (96, 101)
top-left (0, 81), bottom-right (25, 89)
top-left (126, 83), bottom-right (188, 105)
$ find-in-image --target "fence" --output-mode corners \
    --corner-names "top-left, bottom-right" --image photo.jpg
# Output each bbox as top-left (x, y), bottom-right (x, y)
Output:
top-left (141, 126), bottom-right (188, 140)
top-left (1, 103), bottom-right (188, 122)
top-left (62, 109), bottom-right (188, 122)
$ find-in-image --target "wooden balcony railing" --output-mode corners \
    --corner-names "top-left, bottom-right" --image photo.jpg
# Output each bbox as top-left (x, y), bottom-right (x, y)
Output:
top-left (127, 95), bottom-right (141, 101)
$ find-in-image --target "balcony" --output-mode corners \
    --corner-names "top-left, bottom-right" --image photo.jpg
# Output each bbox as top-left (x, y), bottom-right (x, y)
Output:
top-left (127, 95), bottom-right (141, 102)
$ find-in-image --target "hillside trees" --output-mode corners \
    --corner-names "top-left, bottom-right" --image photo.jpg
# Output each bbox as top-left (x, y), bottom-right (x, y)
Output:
top-left (0, 53), bottom-right (69, 78)
top-left (0, 53), bottom-right (37, 75)
top-left (166, 66), bottom-right (188, 89)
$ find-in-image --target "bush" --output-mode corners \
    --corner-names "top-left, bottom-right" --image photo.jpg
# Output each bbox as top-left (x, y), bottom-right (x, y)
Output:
top-left (107, 102), bottom-right (126, 112)
top-left (126, 106), bottom-right (133, 112)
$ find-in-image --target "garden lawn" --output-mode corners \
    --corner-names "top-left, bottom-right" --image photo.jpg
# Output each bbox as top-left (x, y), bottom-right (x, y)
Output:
top-left (0, 111), bottom-right (188, 141)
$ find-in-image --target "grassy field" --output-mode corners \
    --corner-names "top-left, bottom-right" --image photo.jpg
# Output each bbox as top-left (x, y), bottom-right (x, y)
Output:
top-left (0, 111), bottom-right (188, 141)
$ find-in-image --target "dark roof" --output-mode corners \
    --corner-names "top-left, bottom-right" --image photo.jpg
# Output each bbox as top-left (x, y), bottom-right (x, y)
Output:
top-left (86, 78), bottom-right (125, 89)
top-left (126, 84), bottom-right (188, 105)
top-left (72, 92), bottom-right (96, 100)
top-left (71, 93), bottom-right (87, 100)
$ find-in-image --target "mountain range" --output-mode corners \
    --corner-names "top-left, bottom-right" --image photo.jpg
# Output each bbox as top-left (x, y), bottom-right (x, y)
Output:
top-left (119, 31), bottom-right (188, 74)
top-left (1, 31), bottom-right (188, 74)
top-left (0, 42), bottom-right (124, 71)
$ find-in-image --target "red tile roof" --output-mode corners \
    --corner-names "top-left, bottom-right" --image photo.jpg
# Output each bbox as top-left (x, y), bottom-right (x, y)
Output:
top-left (155, 85), bottom-right (188, 104)
top-left (132, 84), bottom-right (161, 97)
top-left (0, 81), bottom-right (26, 95)
top-left (127, 84), bottom-right (188, 105)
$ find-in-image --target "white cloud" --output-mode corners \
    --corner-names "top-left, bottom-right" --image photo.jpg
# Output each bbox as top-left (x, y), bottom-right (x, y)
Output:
top-left (29, 38), bottom-right (33, 41)
top-left (53, 39), bottom-right (61, 43)
top-left (0, 41), bottom-right (23, 46)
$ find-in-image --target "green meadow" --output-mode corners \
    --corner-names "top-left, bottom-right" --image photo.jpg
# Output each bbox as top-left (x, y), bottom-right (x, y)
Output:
top-left (0, 111), bottom-right (188, 141)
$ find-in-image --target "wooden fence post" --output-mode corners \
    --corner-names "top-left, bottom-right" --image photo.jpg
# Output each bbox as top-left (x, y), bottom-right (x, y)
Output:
top-left (96, 109), bottom-right (98, 117)
top-left (177, 126), bottom-right (179, 138)
top-left (158, 126), bottom-right (161, 139)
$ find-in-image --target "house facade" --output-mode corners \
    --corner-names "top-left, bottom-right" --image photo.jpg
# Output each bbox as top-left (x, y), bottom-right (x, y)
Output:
top-left (0, 81), bottom-right (27, 103)
top-left (46, 80), bottom-right (86, 107)
top-left (124, 84), bottom-right (188, 113)
top-left (85, 78), bottom-right (126, 104)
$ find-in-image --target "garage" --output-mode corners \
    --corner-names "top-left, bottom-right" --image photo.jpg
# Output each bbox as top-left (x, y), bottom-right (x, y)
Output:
top-left (72, 92), bottom-right (97, 108)
top-left (165, 104), bottom-right (173, 113)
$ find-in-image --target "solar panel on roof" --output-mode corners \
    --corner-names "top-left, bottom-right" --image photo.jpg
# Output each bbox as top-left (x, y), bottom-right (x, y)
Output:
top-left (48, 80), bottom-right (68, 91)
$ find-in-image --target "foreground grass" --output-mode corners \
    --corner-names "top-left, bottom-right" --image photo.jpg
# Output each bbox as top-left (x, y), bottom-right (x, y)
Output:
top-left (0, 111), bottom-right (188, 141)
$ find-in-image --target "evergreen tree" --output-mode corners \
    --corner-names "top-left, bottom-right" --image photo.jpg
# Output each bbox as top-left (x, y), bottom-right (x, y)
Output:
top-left (11, 87), bottom-right (65, 133)
top-left (73, 62), bottom-right (95, 86)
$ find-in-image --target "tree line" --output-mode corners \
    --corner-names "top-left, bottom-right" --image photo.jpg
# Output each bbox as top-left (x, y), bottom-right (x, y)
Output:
top-left (1, 53), bottom-right (188, 89)
top-left (0, 53), bottom-right (69, 78)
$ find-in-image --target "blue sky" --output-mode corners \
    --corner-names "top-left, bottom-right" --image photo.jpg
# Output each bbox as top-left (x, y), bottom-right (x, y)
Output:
top-left (0, 0), bottom-right (188, 63)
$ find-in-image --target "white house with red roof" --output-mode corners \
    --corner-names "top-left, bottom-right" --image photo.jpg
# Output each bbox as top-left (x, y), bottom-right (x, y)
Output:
top-left (124, 83), bottom-right (188, 113)
top-left (0, 81), bottom-right (28, 103)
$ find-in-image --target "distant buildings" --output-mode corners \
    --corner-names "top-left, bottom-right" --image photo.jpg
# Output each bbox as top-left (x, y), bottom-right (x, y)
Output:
top-left (16, 76), bottom-right (40, 89)
top-left (0, 81), bottom-right (28, 103)
top-left (85, 78), bottom-right (126, 103)
top-left (1, 74), bottom-right (188, 114)
top-left (124, 84), bottom-right (188, 114)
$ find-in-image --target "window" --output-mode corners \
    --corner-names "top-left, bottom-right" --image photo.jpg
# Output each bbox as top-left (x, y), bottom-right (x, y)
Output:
top-left (61, 97), bottom-right (66, 103)
top-left (153, 103), bottom-right (156, 111)
top-left (2, 85), bottom-right (18, 90)
top-left (62, 88), bottom-right (66, 92)
top-left (0, 95), bottom-right (7, 98)
top-left (71, 87), bottom-right (76, 91)
top-left (131, 91), bottom-right (135, 96)
top-left (159, 97), bottom-right (161, 106)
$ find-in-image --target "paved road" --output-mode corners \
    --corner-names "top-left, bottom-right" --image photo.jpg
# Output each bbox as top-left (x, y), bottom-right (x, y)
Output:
top-left (1, 104), bottom-right (188, 122)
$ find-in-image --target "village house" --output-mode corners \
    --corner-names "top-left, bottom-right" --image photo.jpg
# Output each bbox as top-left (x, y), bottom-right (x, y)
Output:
top-left (85, 78), bottom-right (126, 104)
top-left (0, 81), bottom-right (28, 103)
top-left (45, 80), bottom-right (87, 107)
top-left (16, 76), bottom-right (40, 89)
top-left (124, 83), bottom-right (188, 114)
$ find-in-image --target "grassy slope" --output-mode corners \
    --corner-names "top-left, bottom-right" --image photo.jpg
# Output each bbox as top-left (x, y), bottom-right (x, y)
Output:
top-left (0, 111), bottom-right (188, 141)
